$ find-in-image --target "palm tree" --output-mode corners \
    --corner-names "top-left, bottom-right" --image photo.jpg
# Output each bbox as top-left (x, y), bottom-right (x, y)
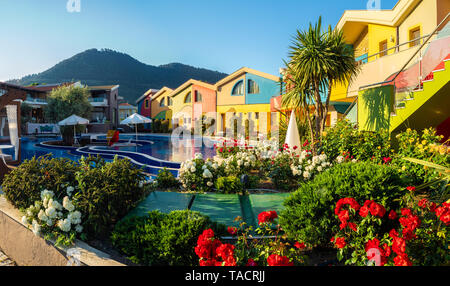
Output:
top-left (282, 17), bottom-right (360, 153)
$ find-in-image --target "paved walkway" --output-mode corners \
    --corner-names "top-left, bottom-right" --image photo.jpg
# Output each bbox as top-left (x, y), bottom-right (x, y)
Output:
top-left (0, 250), bottom-right (15, 266)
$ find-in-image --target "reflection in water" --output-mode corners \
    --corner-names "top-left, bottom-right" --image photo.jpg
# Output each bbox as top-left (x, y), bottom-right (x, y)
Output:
top-left (17, 135), bottom-right (216, 163)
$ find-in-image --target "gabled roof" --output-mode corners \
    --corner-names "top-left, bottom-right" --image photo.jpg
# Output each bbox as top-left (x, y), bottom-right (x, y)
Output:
top-left (25, 82), bottom-right (76, 92)
top-left (88, 85), bottom-right (120, 91)
top-left (135, 88), bottom-right (160, 104)
top-left (169, 79), bottom-right (216, 98)
top-left (151, 87), bottom-right (173, 101)
top-left (336, 0), bottom-right (421, 43)
top-left (214, 67), bottom-right (280, 88)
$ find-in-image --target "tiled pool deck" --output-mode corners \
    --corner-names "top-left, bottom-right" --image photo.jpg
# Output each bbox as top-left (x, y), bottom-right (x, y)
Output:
top-left (123, 191), bottom-right (291, 228)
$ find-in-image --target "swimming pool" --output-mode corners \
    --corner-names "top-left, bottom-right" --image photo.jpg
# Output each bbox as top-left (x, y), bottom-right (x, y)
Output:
top-left (6, 134), bottom-right (217, 176)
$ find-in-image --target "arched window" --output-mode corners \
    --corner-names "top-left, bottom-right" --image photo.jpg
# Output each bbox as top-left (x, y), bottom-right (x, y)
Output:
top-left (167, 97), bottom-right (173, 106)
top-left (232, 80), bottom-right (244, 96)
top-left (160, 98), bottom-right (166, 107)
top-left (248, 79), bottom-right (260, 94)
top-left (184, 92), bottom-right (192, 104)
top-left (195, 91), bottom-right (202, 102)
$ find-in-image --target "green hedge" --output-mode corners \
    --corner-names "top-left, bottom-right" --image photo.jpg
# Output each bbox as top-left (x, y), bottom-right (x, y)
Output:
top-left (279, 161), bottom-right (409, 247)
top-left (2, 155), bottom-right (80, 209)
top-left (111, 210), bottom-right (226, 266)
top-left (73, 156), bottom-right (148, 239)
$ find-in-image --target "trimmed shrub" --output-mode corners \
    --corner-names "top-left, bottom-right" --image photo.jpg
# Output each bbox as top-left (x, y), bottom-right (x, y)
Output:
top-left (154, 168), bottom-right (180, 189)
top-left (320, 119), bottom-right (391, 162)
top-left (2, 155), bottom-right (80, 209)
top-left (152, 119), bottom-right (161, 133)
top-left (280, 162), bottom-right (409, 247)
top-left (73, 156), bottom-right (148, 239)
top-left (215, 176), bottom-right (243, 194)
top-left (111, 210), bottom-right (226, 266)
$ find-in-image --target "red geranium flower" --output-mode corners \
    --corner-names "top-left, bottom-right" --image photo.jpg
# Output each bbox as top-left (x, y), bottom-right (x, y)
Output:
top-left (267, 254), bottom-right (294, 266)
top-left (227, 226), bottom-right (238, 236)
top-left (359, 206), bottom-right (369, 217)
top-left (294, 242), bottom-right (306, 249)
top-left (369, 202), bottom-right (386, 218)
top-left (388, 210), bottom-right (398, 220)
top-left (348, 222), bottom-right (358, 232)
top-left (406, 186), bottom-right (416, 192)
top-left (258, 211), bottom-right (278, 225)
top-left (394, 253), bottom-right (412, 266)
top-left (334, 237), bottom-right (346, 249)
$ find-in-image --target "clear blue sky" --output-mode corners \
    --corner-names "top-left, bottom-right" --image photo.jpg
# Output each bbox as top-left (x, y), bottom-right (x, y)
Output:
top-left (0, 0), bottom-right (399, 81)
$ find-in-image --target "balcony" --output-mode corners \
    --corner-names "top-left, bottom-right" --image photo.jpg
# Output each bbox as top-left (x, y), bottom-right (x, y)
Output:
top-left (88, 97), bottom-right (108, 107)
top-left (24, 96), bottom-right (48, 105)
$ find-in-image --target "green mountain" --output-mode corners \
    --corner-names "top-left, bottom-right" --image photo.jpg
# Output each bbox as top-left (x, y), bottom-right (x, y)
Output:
top-left (9, 48), bottom-right (228, 103)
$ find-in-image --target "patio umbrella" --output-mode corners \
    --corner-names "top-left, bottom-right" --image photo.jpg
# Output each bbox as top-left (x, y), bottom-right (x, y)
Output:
top-left (285, 110), bottom-right (301, 155)
top-left (58, 114), bottom-right (90, 145)
top-left (120, 113), bottom-right (152, 146)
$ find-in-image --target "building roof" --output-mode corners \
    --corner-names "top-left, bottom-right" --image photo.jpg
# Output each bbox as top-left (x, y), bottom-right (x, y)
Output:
top-left (214, 67), bottom-right (280, 88)
top-left (151, 87), bottom-right (173, 101)
top-left (135, 88), bottom-right (160, 104)
top-left (169, 79), bottom-right (216, 98)
top-left (119, 103), bottom-right (137, 109)
top-left (25, 82), bottom-right (76, 92)
top-left (335, 0), bottom-right (421, 43)
top-left (88, 85), bottom-right (120, 91)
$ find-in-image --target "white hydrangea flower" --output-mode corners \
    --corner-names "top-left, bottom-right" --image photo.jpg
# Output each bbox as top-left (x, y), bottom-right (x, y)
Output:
top-left (75, 225), bottom-right (83, 233)
top-left (57, 219), bottom-right (71, 232)
top-left (63, 196), bottom-right (75, 212)
top-left (207, 181), bottom-right (214, 187)
top-left (45, 207), bottom-right (57, 219)
top-left (38, 209), bottom-right (48, 222)
top-left (66, 186), bottom-right (75, 195)
top-left (190, 166), bottom-right (196, 173)
top-left (202, 169), bottom-right (213, 179)
top-left (195, 153), bottom-right (203, 160)
top-left (21, 215), bottom-right (29, 225)
top-left (32, 220), bottom-right (41, 235)
top-left (303, 171), bottom-right (311, 179)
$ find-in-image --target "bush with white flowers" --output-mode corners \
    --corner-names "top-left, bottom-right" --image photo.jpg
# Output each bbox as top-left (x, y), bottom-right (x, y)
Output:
top-left (21, 185), bottom-right (84, 247)
top-left (221, 151), bottom-right (259, 177)
top-left (179, 153), bottom-right (223, 193)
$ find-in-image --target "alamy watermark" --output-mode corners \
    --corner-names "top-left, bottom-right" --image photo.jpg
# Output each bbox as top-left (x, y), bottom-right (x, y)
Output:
top-left (366, 0), bottom-right (381, 11)
top-left (67, 0), bottom-right (81, 13)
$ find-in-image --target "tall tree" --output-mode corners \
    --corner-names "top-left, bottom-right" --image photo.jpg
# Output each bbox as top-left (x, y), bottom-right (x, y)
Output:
top-left (44, 86), bottom-right (92, 144)
top-left (282, 17), bottom-right (360, 153)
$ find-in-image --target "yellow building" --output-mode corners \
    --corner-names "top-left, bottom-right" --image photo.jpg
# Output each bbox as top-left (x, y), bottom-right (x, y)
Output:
top-left (331, 0), bottom-right (450, 102)
top-left (151, 87), bottom-right (173, 120)
top-left (215, 67), bottom-right (281, 137)
top-left (331, 0), bottom-right (450, 135)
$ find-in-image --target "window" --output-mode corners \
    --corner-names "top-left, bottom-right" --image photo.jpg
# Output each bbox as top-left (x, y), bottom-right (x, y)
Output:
top-left (232, 80), bottom-right (244, 95)
top-left (168, 97), bottom-right (173, 106)
top-left (248, 79), bottom-right (260, 94)
top-left (184, 92), bottom-right (191, 104)
top-left (409, 27), bottom-right (421, 47)
top-left (195, 91), bottom-right (203, 102)
top-left (379, 40), bottom-right (388, 57)
top-left (144, 99), bottom-right (149, 109)
top-left (160, 98), bottom-right (166, 107)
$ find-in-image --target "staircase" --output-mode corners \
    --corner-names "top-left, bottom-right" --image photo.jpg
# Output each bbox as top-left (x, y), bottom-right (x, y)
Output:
top-left (389, 53), bottom-right (450, 134)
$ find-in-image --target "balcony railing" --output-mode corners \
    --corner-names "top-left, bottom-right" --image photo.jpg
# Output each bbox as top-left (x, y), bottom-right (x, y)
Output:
top-left (25, 97), bottom-right (48, 104)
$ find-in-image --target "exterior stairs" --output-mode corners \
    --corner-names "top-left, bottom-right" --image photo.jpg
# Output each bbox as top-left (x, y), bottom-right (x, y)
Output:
top-left (389, 54), bottom-right (450, 134)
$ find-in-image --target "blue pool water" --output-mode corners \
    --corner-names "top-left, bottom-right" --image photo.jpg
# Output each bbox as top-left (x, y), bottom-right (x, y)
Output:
top-left (2, 134), bottom-right (216, 176)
